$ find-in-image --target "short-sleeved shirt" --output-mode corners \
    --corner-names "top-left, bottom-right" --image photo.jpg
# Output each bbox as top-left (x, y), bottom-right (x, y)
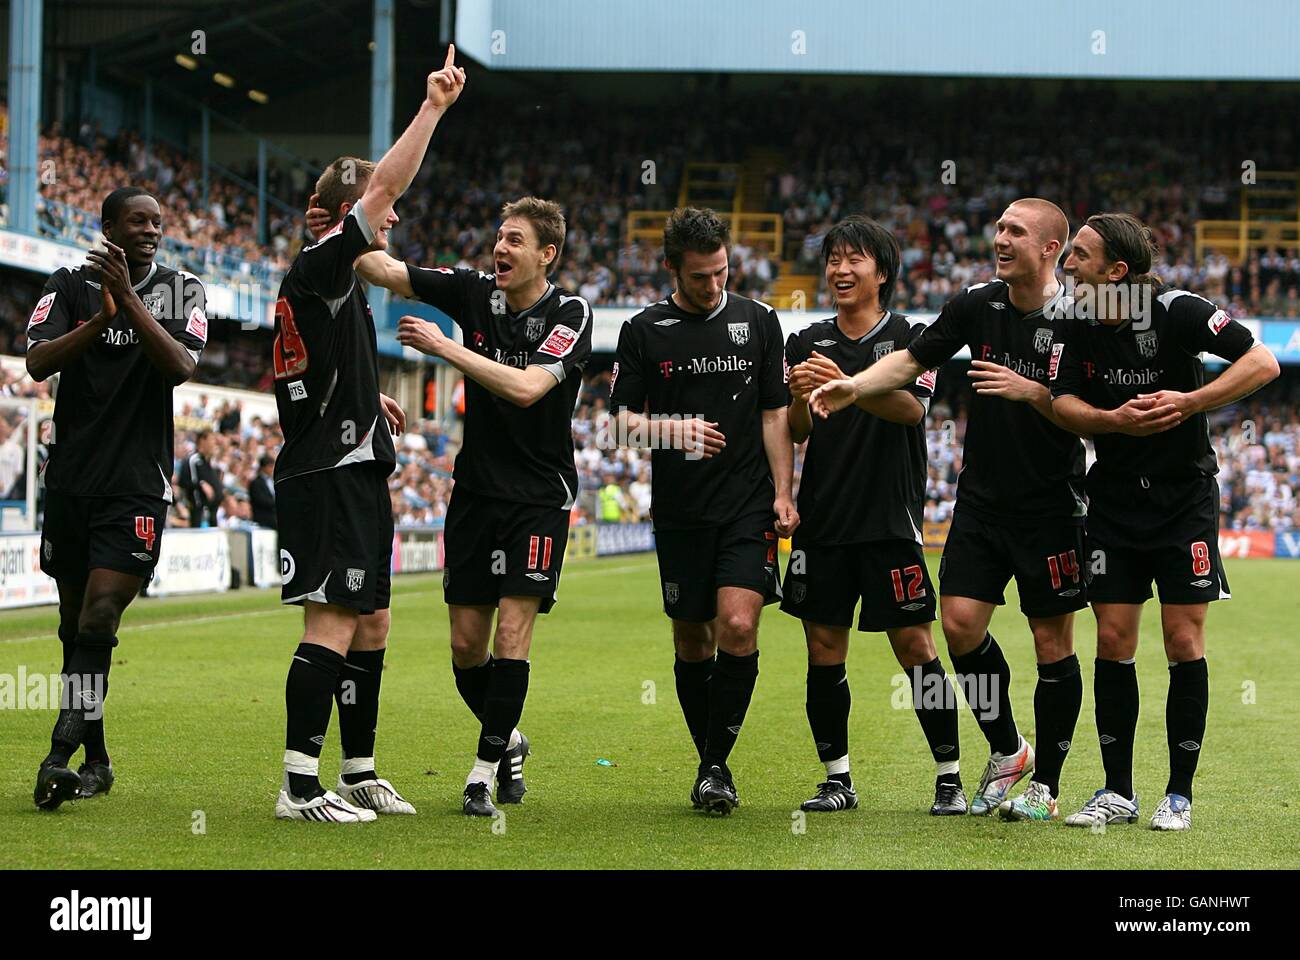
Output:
top-left (609, 291), bottom-right (789, 530)
top-left (406, 265), bottom-right (592, 509)
top-left (788, 312), bottom-right (933, 544)
top-left (1049, 286), bottom-right (1260, 480)
top-left (909, 279), bottom-right (1086, 523)
top-left (27, 262), bottom-right (207, 499)
top-left (272, 201), bottom-right (396, 483)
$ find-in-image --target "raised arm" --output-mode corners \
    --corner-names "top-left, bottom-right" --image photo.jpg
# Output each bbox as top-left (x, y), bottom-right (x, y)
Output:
top-left (355, 252), bottom-right (415, 298)
top-left (356, 45), bottom-right (466, 239)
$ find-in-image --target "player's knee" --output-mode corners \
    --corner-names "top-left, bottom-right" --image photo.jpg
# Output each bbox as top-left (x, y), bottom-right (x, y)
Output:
top-left (1162, 626), bottom-right (1204, 662)
top-left (941, 618), bottom-right (985, 655)
top-left (450, 630), bottom-right (488, 664)
top-left (1096, 623), bottom-right (1138, 661)
top-left (672, 624), bottom-right (714, 662)
top-left (1030, 622), bottom-right (1072, 660)
top-left (353, 610), bottom-right (390, 650)
top-left (492, 621), bottom-right (533, 660)
top-left (891, 627), bottom-right (936, 667)
top-left (716, 609), bottom-right (759, 645)
top-left (79, 595), bottom-right (123, 637)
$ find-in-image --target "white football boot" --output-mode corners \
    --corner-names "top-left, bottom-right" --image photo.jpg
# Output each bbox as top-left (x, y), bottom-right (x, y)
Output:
top-left (1149, 793), bottom-right (1192, 831)
top-left (275, 789), bottom-right (377, 823)
top-left (1063, 788), bottom-right (1139, 827)
top-left (336, 777), bottom-right (417, 815)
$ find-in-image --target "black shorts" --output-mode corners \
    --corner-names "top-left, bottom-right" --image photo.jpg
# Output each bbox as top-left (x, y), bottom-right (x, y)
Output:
top-left (781, 537), bottom-right (937, 633)
top-left (1085, 473), bottom-right (1229, 605)
top-left (655, 510), bottom-right (781, 623)
top-left (39, 489), bottom-right (169, 583)
top-left (442, 487), bottom-right (571, 614)
top-left (277, 463), bottom-right (393, 614)
top-left (939, 509), bottom-right (1088, 618)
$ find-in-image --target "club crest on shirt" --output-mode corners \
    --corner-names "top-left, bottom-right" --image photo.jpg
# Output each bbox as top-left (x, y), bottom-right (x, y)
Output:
top-left (141, 291), bottom-right (166, 318)
top-left (525, 316), bottom-right (546, 342)
top-left (664, 582), bottom-right (680, 605)
top-left (346, 568), bottom-right (366, 592)
top-left (873, 340), bottom-right (894, 361)
top-left (728, 322), bottom-right (750, 346)
top-left (790, 582), bottom-right (806, 603)
top-left (1033, 327), bottom-right (1053, 354)
top-left (1136, 330), bottom-right (1159, 359)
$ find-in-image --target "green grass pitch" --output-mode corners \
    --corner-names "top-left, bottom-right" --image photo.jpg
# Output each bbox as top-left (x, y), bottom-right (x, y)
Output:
top-left (1, 553), bottom-right (1297, 869)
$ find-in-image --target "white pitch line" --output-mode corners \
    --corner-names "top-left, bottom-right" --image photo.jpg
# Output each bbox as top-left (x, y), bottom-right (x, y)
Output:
top-left (1, 556), bottom-right (658, 644)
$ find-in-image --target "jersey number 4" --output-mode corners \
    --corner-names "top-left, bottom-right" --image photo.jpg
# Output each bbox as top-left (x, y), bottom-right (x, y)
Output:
top-left (273, 297), bottom-right (309, 379)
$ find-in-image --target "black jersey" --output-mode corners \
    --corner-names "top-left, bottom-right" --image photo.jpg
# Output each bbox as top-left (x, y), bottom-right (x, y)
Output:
top-left (909, 279), bottom-right (1086, 523)
top-left (789, 312), bottom-right (934, 545)
top-left (26, 262), bottom-right (207, 499)
top-left (1049, 287), bottom-right (1259, 481)
top-left (272, 201), bottom-right (396, 483)
top-left (609, 291), bottom-right (789, 531)
top-left (407, 265), bottom-right (592, 509)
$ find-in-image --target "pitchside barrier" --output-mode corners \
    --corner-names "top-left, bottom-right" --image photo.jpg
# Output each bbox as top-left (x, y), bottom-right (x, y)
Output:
top-left (1, 523), bottom-right (1290, 610)
top-left (0, 521), bottom-right (663, 610)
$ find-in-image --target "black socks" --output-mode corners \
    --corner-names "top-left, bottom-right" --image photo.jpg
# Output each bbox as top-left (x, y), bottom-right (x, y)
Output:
top-left (284, 642), bottom-right (345, 800)
top-left (336, 647), bottom-right (385, 784)
top-left (701, 650), bottom-right (759, 773)
top-left (1166, 658), bottom-right (1208, 802)
top-left (1094, 657), bottom-right (1139, 800)
top-left (806, 662), bottom-right (850, 766)
top-left (47, 632), bottom-right (115, 768)
top-left (477, 658), bottom-right (529, 765)
top-left (951, 633), bottom-right (1019, 756)
top-left (674, 655), bottom-right (714, 759)
top-left (1031, 654), bottom-right (1082, 797)
top-left (907, 657), bottom-right (961, 771)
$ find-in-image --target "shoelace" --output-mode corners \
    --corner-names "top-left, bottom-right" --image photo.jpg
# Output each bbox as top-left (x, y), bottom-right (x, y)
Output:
top-left (976, 755), bottom-right (1001, 793)
top-left (936, 783), bottom-right (961, 803)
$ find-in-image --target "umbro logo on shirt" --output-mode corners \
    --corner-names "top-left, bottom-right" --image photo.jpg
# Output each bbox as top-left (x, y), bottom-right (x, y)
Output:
top-left (989, 302), bottom-right (1007, 310)
top-left (525, 572), bottom-right (549, 581)
top-left (813, 339), bottom-right (836, 347)
top-left (654, 318), bottom-right (681, 326)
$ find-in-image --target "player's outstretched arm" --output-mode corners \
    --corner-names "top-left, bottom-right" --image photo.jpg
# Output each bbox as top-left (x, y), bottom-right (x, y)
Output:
top-left (87, 242), bottom-right (196, 385)
top-left (1053, 394), bottom-right (1181, 437)
top-left (1139, 343), bottom-right (1280, 420)
top-left (355, 252), bottom-right (416, 298)
top-left (967, 359), bottom-right (1075, 430)
top-left (304, 201), bottom-right (417, 298)
top-left (612, 409), bottom-right (727, 458)
top-left (395, 315), bottom-right (555, 408)
top-left (358, 45), bottom-right (466, 240)
top-left (809, 348), bottom-right (925, 418)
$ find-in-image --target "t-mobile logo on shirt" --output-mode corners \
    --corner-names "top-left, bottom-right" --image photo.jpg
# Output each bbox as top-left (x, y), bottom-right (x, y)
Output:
top-left (658, 356), bottom-right (753, 378)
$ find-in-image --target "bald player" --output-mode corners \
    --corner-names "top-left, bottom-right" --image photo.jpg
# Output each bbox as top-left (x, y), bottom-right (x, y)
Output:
top-left (810, 199), bottom-right (1089, 822)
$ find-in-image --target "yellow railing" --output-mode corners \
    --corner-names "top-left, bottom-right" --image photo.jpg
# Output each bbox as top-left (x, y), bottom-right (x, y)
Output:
top-left (1195, 219), bottom-right (1300, 264)
top-left (625, 210), bottom-right (782, 257)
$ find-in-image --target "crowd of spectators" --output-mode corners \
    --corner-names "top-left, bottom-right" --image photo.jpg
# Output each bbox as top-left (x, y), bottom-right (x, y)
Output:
top-left (6, 84), bottom-right (1299, 319)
